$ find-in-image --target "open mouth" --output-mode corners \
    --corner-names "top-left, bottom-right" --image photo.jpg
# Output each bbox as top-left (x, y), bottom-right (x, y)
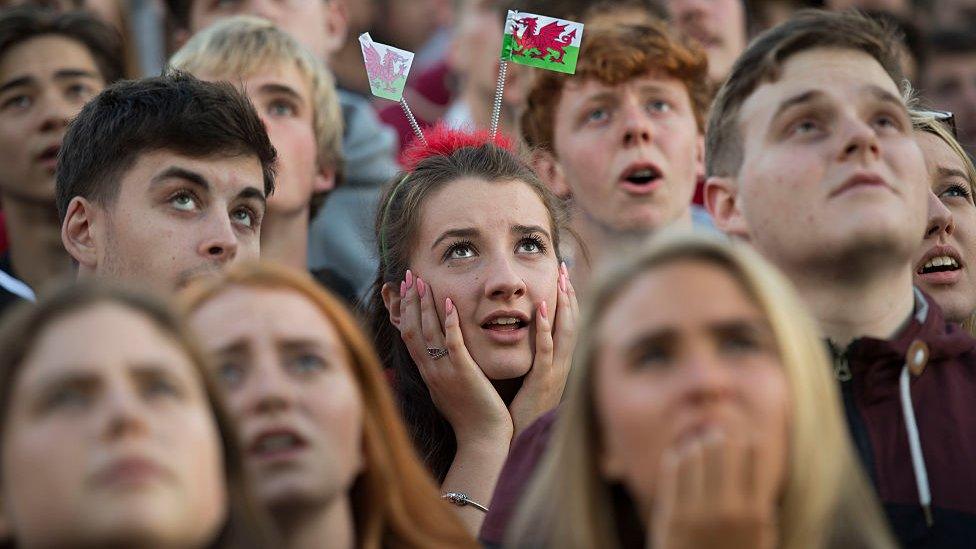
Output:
top-left (250, 430), bottom-right (307, 459)
top-left (37, 144), bottom-right (60, 164)
top-left (481, 317), bottom-right (528, 332)
top-left (917, 255), bottom-right (961, 275)
top-left (622, 166), bottom-right (661, 186)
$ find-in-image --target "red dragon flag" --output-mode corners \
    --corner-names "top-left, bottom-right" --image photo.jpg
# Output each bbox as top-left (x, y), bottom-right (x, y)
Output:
top-left (500, 10), bottom-right (584, 74)
top-left (359, 33), bottom-right (414, 101)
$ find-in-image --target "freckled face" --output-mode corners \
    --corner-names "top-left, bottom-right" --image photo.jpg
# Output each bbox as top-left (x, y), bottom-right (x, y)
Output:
top-left (408, 178), bottom-right (560, 380)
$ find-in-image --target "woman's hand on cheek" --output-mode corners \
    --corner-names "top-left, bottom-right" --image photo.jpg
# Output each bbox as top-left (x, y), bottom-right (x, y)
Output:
top-left (649, 427), bottom-right (777, 549)
top-left (398, 271), bottom-right (513, 447)
top-left (509, 262), bottom-right (579, 439)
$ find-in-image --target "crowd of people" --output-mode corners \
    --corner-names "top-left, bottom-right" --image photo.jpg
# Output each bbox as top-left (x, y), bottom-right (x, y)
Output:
top-left (0, 0), bottom-right (973, 547)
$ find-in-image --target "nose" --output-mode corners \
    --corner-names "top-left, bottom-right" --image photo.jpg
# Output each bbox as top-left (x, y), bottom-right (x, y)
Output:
top-left (245, 358), bottom-right (297, 416)
top-left (197, 213), bottom-right (239, 264)
top-left (37, 89), bottom-right (74, 134)
top-left (483, 256), bottom-right (527, 301)
top-left (680, 346), bottom-right (734, 405)
top-left (102, 383), bottom-right (150, 442)
top-left (925, 189), bottom-right (954, 240)
top-left (621, 95), bottom-right (654, 148)
top-left (838, 116), bottom-right (881, 163)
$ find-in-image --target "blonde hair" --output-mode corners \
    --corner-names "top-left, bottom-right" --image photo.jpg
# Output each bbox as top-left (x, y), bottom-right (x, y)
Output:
top-left (507, 232), bottom-right (894, 549)
top-left (169, 16), bottom-right (344, 190)
top-left (180, 262), bottom-right (477, 549)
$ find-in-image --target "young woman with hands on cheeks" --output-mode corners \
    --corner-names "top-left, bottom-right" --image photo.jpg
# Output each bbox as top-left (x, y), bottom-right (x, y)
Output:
top-left (508, 233), bottom-right (895, 549)
top-left (368, 127), bottom-right (579, 533)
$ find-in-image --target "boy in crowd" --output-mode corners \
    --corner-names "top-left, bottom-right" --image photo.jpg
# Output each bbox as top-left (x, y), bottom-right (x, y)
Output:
top-left (57, 72), bottom-right (277, 292)
top-left (166, 0), bottom-right (399, 298)
top-left (170, 16), bottom-right (356, 302)
top-left (704, 10), bottom-right (976, 545)
top-left (0, 6), bottom-right (122, 314)
top-left (923, 27), bottom-right (976, 155)
top-left (522, 17), bottom-right (712, 287)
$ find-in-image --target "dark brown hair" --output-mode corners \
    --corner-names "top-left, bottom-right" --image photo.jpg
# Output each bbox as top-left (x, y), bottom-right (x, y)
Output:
top-left (521, 19), bottom-right (711, 154)
top-left (0, 5), bottom-right (124, 87)
top-left (0, 282), bottom-right (274, 549)
top-left (55, 71), bottom-right (277, 222)
top-left (181, 262), bottom-right (478, 549)
top-left (367, 133), bottom-right (569, 481)
top-left (706, 9), bottom-right (905, 178)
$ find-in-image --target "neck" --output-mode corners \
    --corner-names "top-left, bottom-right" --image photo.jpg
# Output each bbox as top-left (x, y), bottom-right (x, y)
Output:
top-left (789, 260), bottom-right (915, 347)
top-left (2, 194), bottom-right (71, 291)
top-left (574, 205), bottom-right (692, 264)
top-left (272, 496), bottom-right (355, 549)
top-left (261, 208), bottom-right (310, 271)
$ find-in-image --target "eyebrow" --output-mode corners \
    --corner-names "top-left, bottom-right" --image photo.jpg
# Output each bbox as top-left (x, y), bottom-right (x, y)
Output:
top-left (513, 224), bottom-right (552, 241)
top-left (0, 69), bottom-right (100, 94)
top-left (258, 83), bottom-right (303, 102)
top-left (769, 90), bottom-right (822, 125)
top-left (864, 85), bottom-right (905, 110)
top-left (937, 166), bottom-right (971, 181)
top-left (151, 165), bottom-right (267, 207)
top-left (431, 227), bottom-right (479, 250)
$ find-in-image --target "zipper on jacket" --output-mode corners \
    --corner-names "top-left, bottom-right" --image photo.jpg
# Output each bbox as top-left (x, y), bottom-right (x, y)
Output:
top-left (827, 341), bottom-right (879, 487)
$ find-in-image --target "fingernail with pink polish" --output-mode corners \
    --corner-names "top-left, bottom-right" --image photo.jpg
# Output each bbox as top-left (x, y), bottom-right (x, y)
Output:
top-left (417, 278), bottom-right (426, 298)
top-left (445, 297), bottom-right (454, 315)
top-left (400, 281), bottom-right (406, 297)
top-left (540, 300), bottom-right (548, 319)
top-left (405, 269), bottom-right (414, 289)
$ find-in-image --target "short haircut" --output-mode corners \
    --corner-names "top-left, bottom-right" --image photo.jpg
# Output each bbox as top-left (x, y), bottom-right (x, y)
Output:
top-left (521, 18), bottom-right (710, 154)
top-left (169, 15), bottom-right (344, 217)
top-left (56, 71), bottom-right (277, 222)
top-left (0, 5), bottom-right (124, 85)
top-left (706, 9), bottom-right (905, 178)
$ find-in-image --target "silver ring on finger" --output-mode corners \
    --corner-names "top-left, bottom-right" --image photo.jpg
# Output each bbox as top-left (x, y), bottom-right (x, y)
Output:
top-left (426, 347), bottom-right (448, 360)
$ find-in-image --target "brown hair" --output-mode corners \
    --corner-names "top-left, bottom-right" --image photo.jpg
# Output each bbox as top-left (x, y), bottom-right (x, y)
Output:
top-left (0, 282), bottom-right (273, 549)
top-left (706, 9), bottom-right (905, 178)
top-left (0, 5), bottom-right (124, 87)
top-left (181, 262), bottom-right (477, 549)
top-left (521, 18), bottom-right (711, 154)
top-left (55, 71), bottom-right (277, 223)
top-left (367, 131), bottom-right (569, 481)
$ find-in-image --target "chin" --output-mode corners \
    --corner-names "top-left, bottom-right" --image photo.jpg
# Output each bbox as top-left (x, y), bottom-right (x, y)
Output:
top-left (477, 352), bottom-right (533, 381)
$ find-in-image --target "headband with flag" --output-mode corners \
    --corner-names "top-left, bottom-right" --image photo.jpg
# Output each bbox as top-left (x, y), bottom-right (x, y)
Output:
top-left (359, 32), bottom-right (425, 145)
top-left (490, 11), bottom-right (584, 138)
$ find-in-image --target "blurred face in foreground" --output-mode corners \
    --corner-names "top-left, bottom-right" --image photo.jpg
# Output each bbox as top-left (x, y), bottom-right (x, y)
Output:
top-left (189, 285), bottom-right (364, 510)
top-left (595, 259), bottom-right (789, 515)
top-left (1, 303), bottom-right (226, 548)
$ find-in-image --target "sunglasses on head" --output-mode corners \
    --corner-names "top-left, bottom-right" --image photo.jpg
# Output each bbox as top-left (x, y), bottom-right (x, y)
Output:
top-left (916, 109), bottom-right (957, 139)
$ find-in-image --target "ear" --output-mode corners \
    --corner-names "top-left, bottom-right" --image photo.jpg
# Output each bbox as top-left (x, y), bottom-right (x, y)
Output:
top-left (694, 133), bottom-right (705, 182)
top-left (380, 282), bottom-right (403, 330)
top-left (531, 150), bottom-right (571, 199)
top-left (703, 176), bottom-right (750, 239)
top-left (323, 0), bottom-right (349, 58)
top-left (314, 164), bottom-right (337, 194)
top-left (61, 196), bottom-right (100, 270)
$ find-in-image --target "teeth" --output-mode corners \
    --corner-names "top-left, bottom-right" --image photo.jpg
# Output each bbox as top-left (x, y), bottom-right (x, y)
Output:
top-left (922, 256), bottom-right (959, 270)
top-left (257, 434), bottom-right (297, 452)
top-left (631, 169), bottom-right (653, 177)
top-left (490, 317), bottom-right (519, 325)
